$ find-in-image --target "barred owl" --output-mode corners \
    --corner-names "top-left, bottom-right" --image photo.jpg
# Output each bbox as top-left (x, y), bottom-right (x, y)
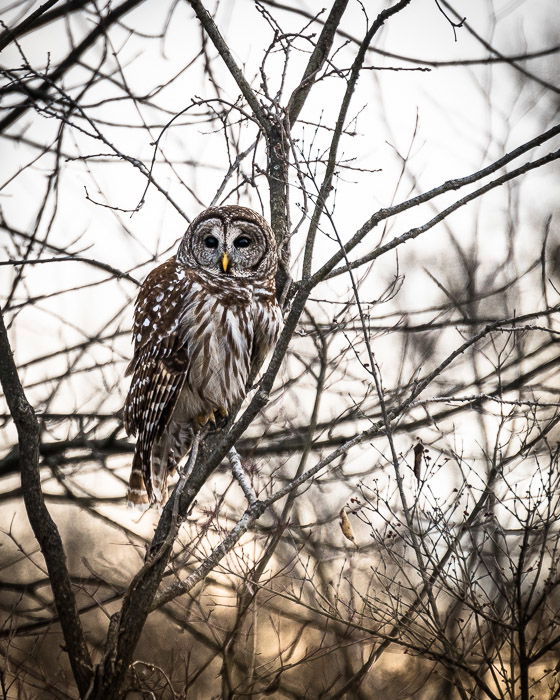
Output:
top-left (124, 205), bottom-right (282, 506)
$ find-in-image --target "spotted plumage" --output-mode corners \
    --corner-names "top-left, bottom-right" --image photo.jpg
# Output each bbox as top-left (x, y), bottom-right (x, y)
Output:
top-left (124, 206), bottom-right (282, 505)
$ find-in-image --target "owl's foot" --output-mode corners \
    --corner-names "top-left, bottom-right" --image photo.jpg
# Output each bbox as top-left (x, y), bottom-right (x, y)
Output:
top-left (218, 407), bottom-right (228, 418)
top-left (195, 411), bottom-right (216, 427)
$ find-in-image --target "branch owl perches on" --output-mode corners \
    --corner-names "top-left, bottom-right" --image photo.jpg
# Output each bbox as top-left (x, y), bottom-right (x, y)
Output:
top-left (124, 205), bottom-right (282, 505)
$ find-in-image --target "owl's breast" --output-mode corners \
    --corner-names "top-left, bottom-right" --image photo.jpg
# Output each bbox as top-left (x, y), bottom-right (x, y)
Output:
top-left (176, 294), bottom-right (254, 418)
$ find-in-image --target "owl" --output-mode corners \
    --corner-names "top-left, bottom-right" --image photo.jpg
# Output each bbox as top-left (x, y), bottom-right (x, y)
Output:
top-left (124, 205), bottom-right (282, 506)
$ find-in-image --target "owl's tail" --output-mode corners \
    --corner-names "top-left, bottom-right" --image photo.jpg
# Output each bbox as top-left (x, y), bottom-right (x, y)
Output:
top-left (127, 437), bottom-right (179, 508)
top-left (127, 421), bottom-right (192, 508)
top-left (127, 450), bottom-right (150, 508)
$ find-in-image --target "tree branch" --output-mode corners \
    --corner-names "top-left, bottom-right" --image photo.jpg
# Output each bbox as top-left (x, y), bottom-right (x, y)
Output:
top-left (286, 0), bottom-right (349, 126)
top-left (0, 308), bottom-right (92, 695)
top-left (0, 0), bottom-right (146, 133)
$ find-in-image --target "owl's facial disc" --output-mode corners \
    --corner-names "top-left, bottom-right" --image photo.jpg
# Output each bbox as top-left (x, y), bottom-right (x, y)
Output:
top-left (180, 209), bottom-right (274, 280)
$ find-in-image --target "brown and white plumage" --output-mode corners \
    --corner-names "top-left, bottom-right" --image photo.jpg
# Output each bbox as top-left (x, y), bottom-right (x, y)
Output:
top-left (124, 206), bottom-right (282, 506)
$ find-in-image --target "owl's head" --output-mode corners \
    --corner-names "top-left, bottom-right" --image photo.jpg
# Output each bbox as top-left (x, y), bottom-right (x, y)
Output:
top-left (177, 205), bottom-right (277, 280)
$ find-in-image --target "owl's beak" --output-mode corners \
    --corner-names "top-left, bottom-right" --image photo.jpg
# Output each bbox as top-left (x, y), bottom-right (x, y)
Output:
top-left (221, 251), bottom-right (230, 273)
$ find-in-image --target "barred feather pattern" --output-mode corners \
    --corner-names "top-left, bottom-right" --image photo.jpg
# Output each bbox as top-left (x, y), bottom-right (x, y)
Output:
top-left (124, 248), bottom-right (282, 506)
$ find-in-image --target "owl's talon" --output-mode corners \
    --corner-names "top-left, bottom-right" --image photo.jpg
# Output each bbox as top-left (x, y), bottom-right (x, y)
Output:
top-left (218, 407), bottom-right (228, 418)
top-left (195, 411), bottom-right (215, 427)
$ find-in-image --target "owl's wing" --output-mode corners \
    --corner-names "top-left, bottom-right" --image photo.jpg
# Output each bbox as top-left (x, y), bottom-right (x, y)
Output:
top-left (124, 259), bottom-right (199, 502)
top-left (124, 259), bottom-right (188, 435)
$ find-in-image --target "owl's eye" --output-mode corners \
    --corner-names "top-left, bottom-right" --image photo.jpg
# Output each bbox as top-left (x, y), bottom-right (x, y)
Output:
top-left (234, 236), bottom-right (251, 248)
top-left (204, 235), bottom-right (219, 249)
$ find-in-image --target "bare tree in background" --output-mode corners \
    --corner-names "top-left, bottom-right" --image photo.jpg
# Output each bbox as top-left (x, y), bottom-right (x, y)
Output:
top-left (1, 0), bottom-right (560, 697)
